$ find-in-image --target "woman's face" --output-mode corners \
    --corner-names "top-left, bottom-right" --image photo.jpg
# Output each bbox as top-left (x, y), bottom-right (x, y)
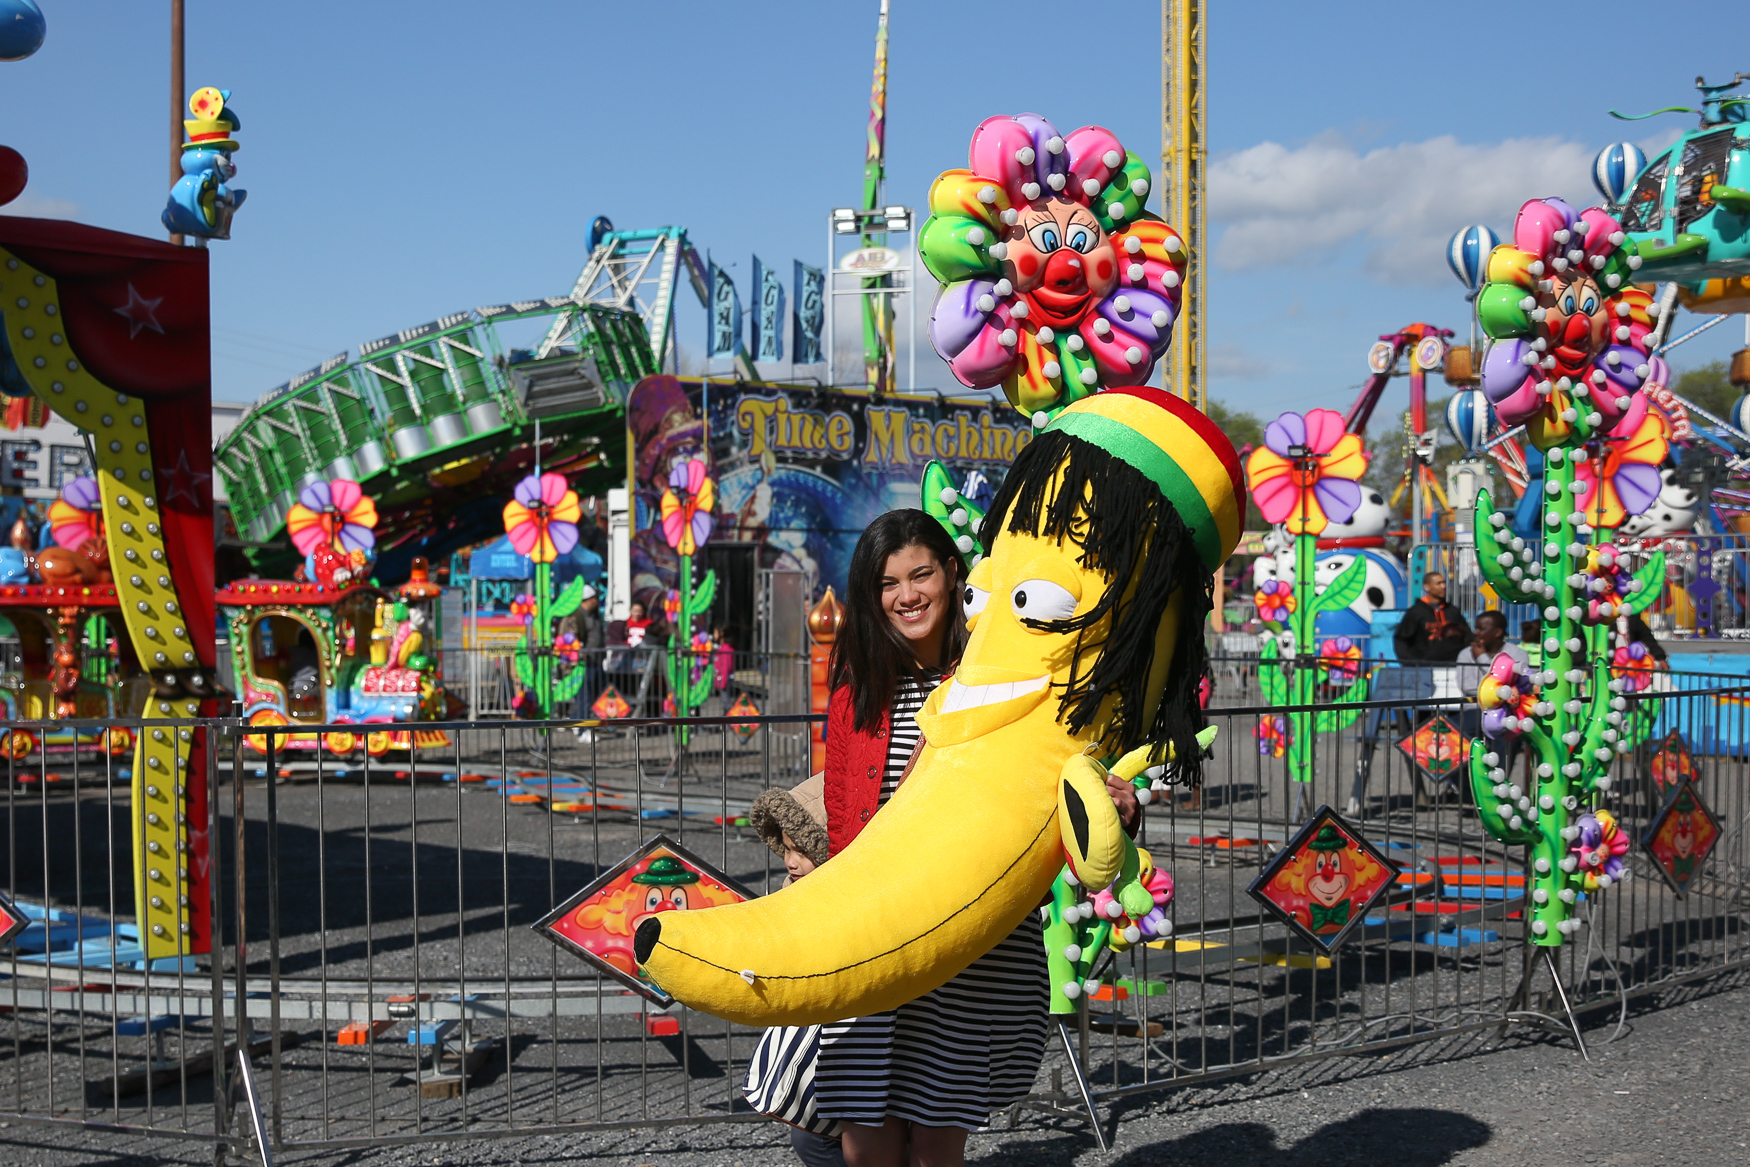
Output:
top-left (880, 542), bottom-right (952, 654)
top-left (629, 603), bottom-right (645, 621)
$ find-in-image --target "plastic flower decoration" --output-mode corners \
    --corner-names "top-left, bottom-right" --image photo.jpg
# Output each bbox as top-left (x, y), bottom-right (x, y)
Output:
top-left (47, 476), bottom-right (102, 549)
top-left (1574, 408), bottom-right (1668, 529)
top-left (1244, 409), bottom-right (1367, 536)
top-left (1570, 810), bottom-right (1630, 890)
top-left (1318, 636), bottom-right (1362, 685)
top-left (552, 631), bottom-right (581, 664)
top-left (1477, 197), bottom-right (1654, 451)
top-left (1476, 652), bottom-right (1540, 738)
top-left (659, 457), bottom-right (715, 556)
top-left (917, 114), bottom-right (1186, 420)
top-left (509, 594), bottom-right (536, 626)
top-left (1253, 579), bottom-right (1295, 625)
top-left (1255, 715), bottom-right (1288, 758)
top-left (1611, 641), bottom-right (1659, 691)
top-left (502, 472), bottom-right (580, 564)
top-left (1091, 865), bottom-right (1174, 944)
top-left (286, 478), bottom-right (377, 557)
top-left (1578, 543), bottom-right (1640, 624)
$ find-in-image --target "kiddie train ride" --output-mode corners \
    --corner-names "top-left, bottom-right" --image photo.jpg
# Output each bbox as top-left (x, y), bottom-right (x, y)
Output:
top-left (218, 478), bottom-right (455, 758)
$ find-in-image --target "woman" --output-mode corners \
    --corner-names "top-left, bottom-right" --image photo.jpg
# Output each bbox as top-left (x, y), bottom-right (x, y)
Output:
top-left (813, 509), bottom-right (1134, 1167)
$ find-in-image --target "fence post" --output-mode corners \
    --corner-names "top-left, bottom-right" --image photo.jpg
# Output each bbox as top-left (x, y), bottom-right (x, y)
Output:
top-left (209, 707), bottom-right (233, 1165)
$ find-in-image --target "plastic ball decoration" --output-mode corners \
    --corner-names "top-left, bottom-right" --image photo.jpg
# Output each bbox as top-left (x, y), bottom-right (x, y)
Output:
top-left (1570, 809), bottom-right (1630, 890)
top-left (1592, 142), bottom-right (1648, 206)
top-left (1476, 197), bottom-right (1654, 451)
top-left (1444, 388), bottom-right (1493, 453)
top-left (0, 1), bottom-right (46, 62)
top-left (1476, 651), bottom-right (1540, 738)
top-left (919, 114), bottom-right (1186, 424)
top-left (0, 145), bottom-right (25, 208)
top-left (1447, 224), bottom-right (1500, 292)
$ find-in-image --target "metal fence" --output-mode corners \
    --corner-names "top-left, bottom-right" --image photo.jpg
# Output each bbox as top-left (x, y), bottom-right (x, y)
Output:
top-left (3, 679), bottom-right (1750, 1161)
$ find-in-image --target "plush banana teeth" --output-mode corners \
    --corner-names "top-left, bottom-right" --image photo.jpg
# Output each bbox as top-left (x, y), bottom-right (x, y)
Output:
top-left (940, 674), bottom-right (1050, 713)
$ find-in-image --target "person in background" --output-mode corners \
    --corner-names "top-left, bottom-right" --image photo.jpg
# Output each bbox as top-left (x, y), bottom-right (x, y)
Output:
top-left (572, 585), bottom-right (606, 741)
top-left (1521, 621), bottom-right (1543, 671)
top-left (1455, 611), bottom-right (1527, 698)
top-left (1393, 572), bottom-right (1471, 663)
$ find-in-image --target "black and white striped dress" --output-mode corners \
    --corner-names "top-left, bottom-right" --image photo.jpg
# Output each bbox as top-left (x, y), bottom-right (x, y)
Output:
top-left (812, 671), bottom-right (1050, 1131)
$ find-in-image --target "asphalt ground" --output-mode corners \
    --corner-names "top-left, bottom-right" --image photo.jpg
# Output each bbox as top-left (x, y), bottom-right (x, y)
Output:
top-left (1, 969), bottom-right (1743, 1166)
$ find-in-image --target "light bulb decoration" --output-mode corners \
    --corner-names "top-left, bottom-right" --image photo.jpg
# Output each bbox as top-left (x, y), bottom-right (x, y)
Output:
top-left (919, 115), bottom-right (1186, 425)
top-left (501, 472), bottom-right (592, 719)
top-left (1244, 409), bottom-right (1376, 784)
top-left (1469, 196), bottom-right (1669, 947)
top-left (657, 457), bottom-right (719, 739)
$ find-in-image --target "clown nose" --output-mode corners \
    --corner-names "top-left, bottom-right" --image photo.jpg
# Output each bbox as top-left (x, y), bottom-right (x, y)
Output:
top-left (1045, 249), bottom-right (1087, 292)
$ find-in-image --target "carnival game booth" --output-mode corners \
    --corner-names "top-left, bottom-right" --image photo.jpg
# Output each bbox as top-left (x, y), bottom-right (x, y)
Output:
top-left (219, 562), bottom-right (453, 759)
top-left (0, 579), bottom-right (141, 763)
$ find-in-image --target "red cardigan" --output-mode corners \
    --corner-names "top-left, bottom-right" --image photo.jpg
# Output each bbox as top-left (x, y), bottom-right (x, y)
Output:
top-left (822, 685), bottom-right (891, 857)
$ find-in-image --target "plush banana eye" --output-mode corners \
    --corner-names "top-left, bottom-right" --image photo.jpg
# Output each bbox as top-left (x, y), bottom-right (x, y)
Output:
top-left (1011, 579), bottom-right (1078, 621)
top-left (962, 583), bottom-right (990, 617)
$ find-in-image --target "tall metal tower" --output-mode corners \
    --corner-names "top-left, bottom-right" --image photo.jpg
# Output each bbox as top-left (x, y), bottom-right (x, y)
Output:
top-left (1161, 0), bottom-right (1206, 411)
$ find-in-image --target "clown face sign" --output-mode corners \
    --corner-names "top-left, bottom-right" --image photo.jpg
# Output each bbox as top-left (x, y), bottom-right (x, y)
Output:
top-left (1249, 808), bottom-right (1401, 953)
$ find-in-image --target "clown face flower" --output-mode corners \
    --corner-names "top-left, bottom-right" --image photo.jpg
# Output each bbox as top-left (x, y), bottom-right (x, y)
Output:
top-left (1571, 809), bottom-right (1629, 890)
top-left (1578, 542), bottom-right (1638, 623)
top-left (503, 472), bottom-right (580, 564)
top-left (1254, 579), bottom-right (1295, 625)
top-left (286, 478), bottom-right (377, 557)
top-left (1574, 411), bottom-right (1668, 530)
top-left (509, 594), bottom-right (536, 626)
top-left (1244, 410), bottom-right (1367, 536)
top-left (659, 457), bottom-right (715, 556)
top-left (1477, 198), bottom-right (1653, 450)
top-left (48, 475), bottom-right (102, 550)
top-left (919, 114), bottom-right (1185, 419)
top-left (1477, 651), bottom-right (1539, 737)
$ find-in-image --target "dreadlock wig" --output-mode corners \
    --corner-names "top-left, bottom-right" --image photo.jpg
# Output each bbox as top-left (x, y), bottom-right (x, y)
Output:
top-left (984, 422), bottom-right (1215, 781)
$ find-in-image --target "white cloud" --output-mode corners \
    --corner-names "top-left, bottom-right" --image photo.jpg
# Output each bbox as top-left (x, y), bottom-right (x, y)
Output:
top-left (0, 194), bottom-right (80, 220)
top-left (1207, 343), bottom-right (1282, 381)
top-left (1208, 132), bottom-right (1597, 284)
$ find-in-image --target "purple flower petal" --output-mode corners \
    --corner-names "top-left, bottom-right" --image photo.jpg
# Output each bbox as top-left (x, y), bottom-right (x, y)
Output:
top-left (548, 520), bottom-right (580, 558)
top-left (669, 460), bottom-right (692, 490)
top-left (692, 511), bottom-right (714, 549)
top-left (62, 476), bottom-right (101, 511)
top-left (930, 280), bottom-right (995, 359)
top-left (338, 522), bottom-right (376, 554)
top-left (513, 474), bottom-right (545, 508)
top-left (1314, 478), bottom-right (1362, 525)
top-left (1264, 413), bottom-right (1307, 457)
top-left (1480, 339), bottom-right (1532, 404)
top-left (1614, 463), bottom-right (1662, 517)
top-left (299, 481), bottom-right (334, 511)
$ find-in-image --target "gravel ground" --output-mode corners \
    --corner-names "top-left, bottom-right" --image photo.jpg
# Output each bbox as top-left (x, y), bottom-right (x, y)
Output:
top-left (2, 971), bottom-right (1746, 1166)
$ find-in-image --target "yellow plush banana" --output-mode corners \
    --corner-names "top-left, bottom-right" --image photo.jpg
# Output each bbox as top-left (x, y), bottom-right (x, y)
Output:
top-left (633, 387), bottom-right (1242, 1026)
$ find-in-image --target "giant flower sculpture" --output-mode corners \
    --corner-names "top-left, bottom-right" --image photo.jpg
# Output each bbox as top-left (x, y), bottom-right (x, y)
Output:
top-left (918, 114), bottom-right (1187, 423)
top-left (502, 472), bottom-right (580, 564)
top-left (1574, 408), bottom-right (1668, 529)
top-left (48, 475), bottom-right (102, 549)
top-left (1244, 410), bottom-right (1366, 536)
top-left (1477, 197), bottom-right (1653, 450)
top-left (660, 457), bottom-right (715, 556)
top-left (286, 478), bottom-right (377, 557)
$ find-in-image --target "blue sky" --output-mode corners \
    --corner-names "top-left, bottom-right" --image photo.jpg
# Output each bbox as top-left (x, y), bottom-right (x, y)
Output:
top-left (2, 0), bottom-right (1746, 428)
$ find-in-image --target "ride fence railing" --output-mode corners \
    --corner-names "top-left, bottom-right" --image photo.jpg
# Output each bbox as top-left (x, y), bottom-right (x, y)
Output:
top-left (437, 646), bottom-right (811, 724)
top-left (4, 683), bottom-right (1750, 1160)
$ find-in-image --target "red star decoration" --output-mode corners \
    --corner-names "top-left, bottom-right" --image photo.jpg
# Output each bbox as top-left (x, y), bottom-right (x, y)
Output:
top-left (158, 449), bottom-right (211, 507)
top-left (113, 283), bottom-right (166, 339)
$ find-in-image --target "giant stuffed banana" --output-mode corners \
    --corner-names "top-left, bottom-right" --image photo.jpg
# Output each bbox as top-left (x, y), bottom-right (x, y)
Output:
top-left (634, 386), bottom-right (1243, 1026)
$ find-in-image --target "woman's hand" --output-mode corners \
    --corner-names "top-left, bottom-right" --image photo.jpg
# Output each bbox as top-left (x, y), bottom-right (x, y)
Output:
top-left (1105, 772), bottom-right (1141, 838)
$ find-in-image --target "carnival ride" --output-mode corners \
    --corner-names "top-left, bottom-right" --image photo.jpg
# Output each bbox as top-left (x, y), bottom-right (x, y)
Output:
top-left (213, 221), bottom-right (708, 581)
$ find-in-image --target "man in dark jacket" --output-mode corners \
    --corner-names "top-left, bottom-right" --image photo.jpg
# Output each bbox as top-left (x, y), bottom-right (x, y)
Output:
top-left (1393, 572), bottom-right (1471, 663)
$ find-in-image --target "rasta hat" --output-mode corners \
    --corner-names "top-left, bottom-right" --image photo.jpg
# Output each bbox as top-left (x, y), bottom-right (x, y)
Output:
top-left (1308, 825), bottom-right (1348, 852)
top-left (984, 386), bottom-right (1245, 776)
top-left (631, 856), bottom-right (700, 886)
top-left (1041, 386), bottom-right (1244, 571)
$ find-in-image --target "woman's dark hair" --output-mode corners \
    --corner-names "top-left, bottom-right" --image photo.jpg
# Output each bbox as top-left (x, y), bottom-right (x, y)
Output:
top-left (828, 509), bottom-right (966, 733)
top-left (982, 428), bottom-right (1213, 783)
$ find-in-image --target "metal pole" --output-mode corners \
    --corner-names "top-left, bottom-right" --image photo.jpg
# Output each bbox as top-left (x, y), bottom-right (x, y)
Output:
top-left (168, 0), bottom-right (184, 246)
top-left (825, 216), bottom-right (834, 388)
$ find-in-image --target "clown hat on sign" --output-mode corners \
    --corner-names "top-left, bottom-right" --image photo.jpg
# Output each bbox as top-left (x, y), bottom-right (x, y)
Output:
top-left (982, 385), bottom-right (1244, 773)
top-left (183, 86), bottom-right (241, 152)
